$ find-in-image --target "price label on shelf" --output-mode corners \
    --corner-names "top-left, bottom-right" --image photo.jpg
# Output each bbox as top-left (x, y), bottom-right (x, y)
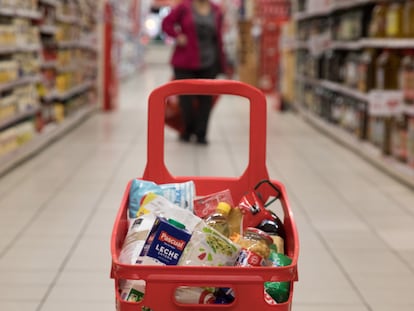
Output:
top-left (308, 32), bottom-right (331, 57)
top-left (405, 105), bottom-right (414, 117)
top-left (368, 90), bottom-right (404, 116)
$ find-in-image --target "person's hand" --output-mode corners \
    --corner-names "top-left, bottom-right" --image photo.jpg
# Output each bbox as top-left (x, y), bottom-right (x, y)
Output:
top-left (176, 34), bottom-right (188, 46)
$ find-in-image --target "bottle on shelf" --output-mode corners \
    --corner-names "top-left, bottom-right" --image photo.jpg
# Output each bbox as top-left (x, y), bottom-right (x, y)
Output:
top-left (401, 50), bottom-right (414, 104)
top-left (358, 48), bottom-right (378, 93)
top-left (403, 0), bottom-right (414, 38)
top-left (375, 49), bottom-right (401, 90)
top-left (385, 1), bottom-right (403, 38)
top-left (368, 2), bottom-right (388, 38)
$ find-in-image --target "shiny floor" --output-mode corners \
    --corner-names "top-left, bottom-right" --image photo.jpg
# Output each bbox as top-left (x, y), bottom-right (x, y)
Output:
top-left (0, 44), bottom-right (414, 311)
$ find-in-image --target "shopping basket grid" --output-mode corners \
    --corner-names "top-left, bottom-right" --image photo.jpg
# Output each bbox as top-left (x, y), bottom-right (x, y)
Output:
top-left (111, 79), bottom-right (299, 310)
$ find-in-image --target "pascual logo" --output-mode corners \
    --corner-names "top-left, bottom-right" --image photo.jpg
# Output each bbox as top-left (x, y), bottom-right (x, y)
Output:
top-left (159, 231), bottom-right (186, 250)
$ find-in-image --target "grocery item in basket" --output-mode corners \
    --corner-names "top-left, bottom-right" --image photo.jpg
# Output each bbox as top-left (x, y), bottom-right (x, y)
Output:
top-left (214, 287), bottom-right (235, 304)
top-left (235, 180), bottom-right (282, 232)
top-left (193, 189), bottom-right (233, 218)
top-left (256, 211), bottom-right (286, 254)
top-left (175, 286), bottom-right (215, 304)
top-left (204, 202), bottom-right (232, 237)
top-left (138, 193), bottom-right (202, 231)
top-left (178, 222), bottom-right (241, 267)
top-left (119, 214), bottom-right (156, 264)
top-left (120, 279), bottom-right (146, 302)
top-left (128, 179), bottom-right (195, 218)
top-left (265, 252), bottom-right (292, 303)
top-left (234, 227), bottom-right (273, 267)
top-left (139, 217), bottom-right (192, 265)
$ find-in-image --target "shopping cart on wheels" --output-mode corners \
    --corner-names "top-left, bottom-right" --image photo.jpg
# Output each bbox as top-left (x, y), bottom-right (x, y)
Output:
top-left (110, 79), bottom-right (299, 311)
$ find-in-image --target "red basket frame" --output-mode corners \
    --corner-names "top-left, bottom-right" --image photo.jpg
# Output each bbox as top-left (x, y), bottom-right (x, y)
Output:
top-left (111, 79), bottom-right (299, 311)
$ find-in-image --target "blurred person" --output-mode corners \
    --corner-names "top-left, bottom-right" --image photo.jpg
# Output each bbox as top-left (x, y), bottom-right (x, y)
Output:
top-left (162, 0), bottom-right (226, 145)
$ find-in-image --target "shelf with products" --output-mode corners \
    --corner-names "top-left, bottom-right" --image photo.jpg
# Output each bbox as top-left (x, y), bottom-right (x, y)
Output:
top-left (39, 0), bottom-right (58, 7)
top-left (0, 0), bottom-right (98, 173)
top-left (293, 0), bottom-right (378, 21)
top-left (42, 80), bottom-right (95, 102)
top-left (296, 38), bottom-right (414, 52)
top-left (0, 105), bottom-right (41, 132)
top-left (0, 102), bottom-right (96, 177)
top-left (293, 100), bottom-right (414, 189)
top-left (291, 0), bottom-right (414, 184)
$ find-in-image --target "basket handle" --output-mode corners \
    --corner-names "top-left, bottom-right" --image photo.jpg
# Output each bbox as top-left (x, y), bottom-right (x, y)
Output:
top-left (143, 79), bottom-right (269, 188)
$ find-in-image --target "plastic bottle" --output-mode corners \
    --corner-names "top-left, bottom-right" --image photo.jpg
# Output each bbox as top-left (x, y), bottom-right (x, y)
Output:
top-left (358, 49), bottom-right (377, 93)
top-left (376, 49), bottom-right (401, 90)
top-left (369, 2), bottom-right (388, 38)
top-left (385, 1), bottom-right (403, 38)
top-left (401, 50), bottom-right (414, 104)
top-left (403, 0), bottom-right (414, 37)
top-left (205, 202), bottom-right (232, 237)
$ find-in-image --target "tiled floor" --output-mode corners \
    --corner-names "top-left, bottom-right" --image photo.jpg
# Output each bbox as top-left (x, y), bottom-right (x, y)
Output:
top-left (0, 44), bottom-right (414, 311)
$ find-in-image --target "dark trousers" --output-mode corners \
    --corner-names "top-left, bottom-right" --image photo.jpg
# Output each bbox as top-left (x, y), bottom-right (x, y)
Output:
top-left (174, 65), bottom-right (217, 140)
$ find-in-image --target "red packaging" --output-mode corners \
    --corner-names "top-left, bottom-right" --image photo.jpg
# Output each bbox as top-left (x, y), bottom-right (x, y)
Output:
top-left (193, 189), bottom-right (233, 218)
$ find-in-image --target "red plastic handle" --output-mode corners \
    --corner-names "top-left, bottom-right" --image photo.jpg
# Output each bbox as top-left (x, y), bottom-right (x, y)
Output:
top-left (143, 79), bottom-right (269, 193)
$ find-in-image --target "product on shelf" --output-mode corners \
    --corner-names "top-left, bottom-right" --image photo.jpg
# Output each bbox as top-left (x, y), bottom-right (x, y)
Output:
top-left (407, 117), bottom-right (414, 167)
top-left (357, 49), bottom-right (377, 93)
top-left (369, 2), bottom-right (388, 38)
top-left (403, 0), bottom-right (414, 37)
top-left (385, 1), bottom-right (403, 38)
top-left (401, 50), bottom-right (414, 104)
top-left (375, 49), bottom-right (401, 90)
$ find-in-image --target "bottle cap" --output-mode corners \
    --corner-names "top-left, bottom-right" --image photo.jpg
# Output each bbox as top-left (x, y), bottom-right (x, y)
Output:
top-left (216, 202), bottom-right (231, 216)
top-left (168, 218), bottom-right (186, 229)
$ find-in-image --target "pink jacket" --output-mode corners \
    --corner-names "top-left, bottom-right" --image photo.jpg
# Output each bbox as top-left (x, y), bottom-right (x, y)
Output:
top-left (162, 0), bottom-right (225, 72)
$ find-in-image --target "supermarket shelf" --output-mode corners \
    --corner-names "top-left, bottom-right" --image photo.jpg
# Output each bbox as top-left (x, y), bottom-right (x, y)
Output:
top-left (293, 0), bottom-right (376, 21)
top-left (360, 38), bottom-right (414, 49)
top-left (0, 106), bottom-right (40, 131)
top-left (293, 102), bottom-right (414, 190)
top-left (15, 9), bottom-right (42, 19)
top-left (319, 80), bottom-right (369, 101)
top-left (296, 38), bottom-right (414, 51)
top-left (39, 25), bottom-right (58, 35)
top-left (40, 60), bottom-right (58, 69)
top-left (0, 44), bottom-right (41, 55)
top-left (56, 14), bottom-right (79, 24)
top-left (405, 105), bottom-right (414, 117)
top-left (0, 8), bottom-right (42, 19)
top-left (296, 75), bottom-right (369, 101)
top-left (42, 81), bottom-right (95, 102)
top-left (56, 41), bottom-right (97, 52)
top-left (0, 76), bottom-right (41, 93)
top-left (39, 0), bottom-right (58, 6)
top-left (0, 103), bottom-right (97, 177)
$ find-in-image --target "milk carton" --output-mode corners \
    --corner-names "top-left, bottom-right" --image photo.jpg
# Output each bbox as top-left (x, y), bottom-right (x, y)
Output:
top-left (140, 217), bottom-right (191, 265)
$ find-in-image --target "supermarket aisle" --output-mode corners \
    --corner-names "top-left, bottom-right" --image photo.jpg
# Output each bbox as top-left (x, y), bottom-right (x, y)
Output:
top-left (0, 44), bottom-right (413, 311)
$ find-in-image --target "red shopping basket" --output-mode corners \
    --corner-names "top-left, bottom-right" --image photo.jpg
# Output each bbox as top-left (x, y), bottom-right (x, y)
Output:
top-left (110, 79), bottom-right (299, 311)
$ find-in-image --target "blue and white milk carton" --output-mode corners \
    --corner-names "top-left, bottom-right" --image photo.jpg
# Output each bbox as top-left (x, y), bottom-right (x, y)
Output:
top-left (140, 217), bottom-right (191, 265)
